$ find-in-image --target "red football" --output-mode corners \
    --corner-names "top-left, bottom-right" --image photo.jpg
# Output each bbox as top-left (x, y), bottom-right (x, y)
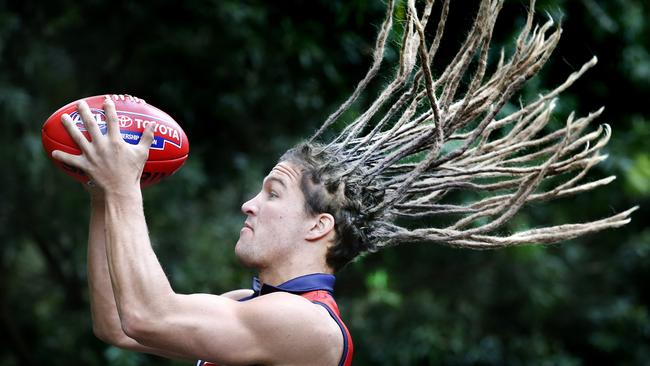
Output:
top-left (42, 94), bottom-right (189, 187)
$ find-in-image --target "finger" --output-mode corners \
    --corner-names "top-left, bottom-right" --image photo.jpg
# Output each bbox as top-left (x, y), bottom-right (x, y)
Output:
top-left (139, 123), bottom-right (155, 150)
top-left (77, 100), bottom-right (103, 141)
top-left (52, 149), bottom-right (88, 170)
top-left (103, 96), bottom-right (121, 141)
top-left (61, 113), bottom-right (91, 152)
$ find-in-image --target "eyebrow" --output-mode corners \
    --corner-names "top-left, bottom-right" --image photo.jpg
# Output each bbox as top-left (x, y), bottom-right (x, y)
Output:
top-left (263, 176), bottom-right (287, 189)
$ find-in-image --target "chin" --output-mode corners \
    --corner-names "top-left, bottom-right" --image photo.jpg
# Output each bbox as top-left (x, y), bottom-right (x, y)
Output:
top-left (234, 241), bottom-right (260, 268)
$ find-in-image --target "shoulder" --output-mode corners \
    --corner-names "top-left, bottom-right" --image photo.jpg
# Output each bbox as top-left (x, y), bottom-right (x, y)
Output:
top-left (241, 292), bottom-right (338, 333)
top-left (240, 292), bottom-right (344, 365)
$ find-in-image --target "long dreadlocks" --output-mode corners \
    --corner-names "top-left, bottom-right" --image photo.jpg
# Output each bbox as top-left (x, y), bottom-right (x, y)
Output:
top-left (282, 0), bottom-right (636, 270)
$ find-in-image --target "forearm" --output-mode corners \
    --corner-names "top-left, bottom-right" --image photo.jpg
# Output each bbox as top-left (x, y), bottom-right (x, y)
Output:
top-left (103, 188), bottom-right (174, 327)
top-left (87, 195), bottom-right (124, 340)
top-left (87, 194), bottom-right (189, 358)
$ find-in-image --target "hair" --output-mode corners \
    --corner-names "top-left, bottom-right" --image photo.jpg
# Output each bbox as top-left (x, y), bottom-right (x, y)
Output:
top-left (279, 0), bottom-right (636, 271)
top-left (280, 142), bottom-right (389, 271)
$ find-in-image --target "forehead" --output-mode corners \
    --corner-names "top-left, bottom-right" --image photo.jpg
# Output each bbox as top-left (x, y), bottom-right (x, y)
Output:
top-left (264, 161), bottom-right (302, 187)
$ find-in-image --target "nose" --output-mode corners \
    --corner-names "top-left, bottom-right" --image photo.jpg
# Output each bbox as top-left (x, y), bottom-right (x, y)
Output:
top-left (241, 194), bottom-right (258, 216)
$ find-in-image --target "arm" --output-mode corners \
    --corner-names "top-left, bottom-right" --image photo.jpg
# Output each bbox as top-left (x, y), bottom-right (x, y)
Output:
top-left (220, 289), bottom-right (254, 300)
top-left (87, 191), bottom-right (254, 359)
top-left (101, 188), bottom-right (342, 365)
top-left (86, 191), bottom-right (188, 359)
top-left (87, 192), bottom-right (121, 342)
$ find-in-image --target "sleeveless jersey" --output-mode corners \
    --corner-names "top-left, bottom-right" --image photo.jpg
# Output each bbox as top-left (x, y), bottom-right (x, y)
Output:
top-left (197, 273), bottom-right (353, 366)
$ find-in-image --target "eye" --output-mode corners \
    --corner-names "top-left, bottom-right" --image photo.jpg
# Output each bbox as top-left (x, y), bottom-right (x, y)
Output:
top-left (268, 190), bottom-right (279, 199)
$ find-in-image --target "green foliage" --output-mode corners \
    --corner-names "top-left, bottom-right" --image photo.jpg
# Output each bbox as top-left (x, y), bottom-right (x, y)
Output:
top-left (626, 153), bottom-right (650, 196)
top-left (0, 0), bottom-right (648, 365)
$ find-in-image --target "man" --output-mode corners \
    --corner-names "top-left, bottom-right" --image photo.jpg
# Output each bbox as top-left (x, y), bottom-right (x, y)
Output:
top-left (54, 98), bottom-right (355, 365)
top-left (54, 0), bottom-right (635, 364)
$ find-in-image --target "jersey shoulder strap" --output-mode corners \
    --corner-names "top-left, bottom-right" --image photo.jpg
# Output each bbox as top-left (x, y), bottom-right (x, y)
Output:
top-left (301, 290), bottom-right (354, 366)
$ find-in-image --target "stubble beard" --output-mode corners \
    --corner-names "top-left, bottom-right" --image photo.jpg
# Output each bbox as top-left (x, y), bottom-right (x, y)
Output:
top-left (235, 234), bottom-right (262, 269)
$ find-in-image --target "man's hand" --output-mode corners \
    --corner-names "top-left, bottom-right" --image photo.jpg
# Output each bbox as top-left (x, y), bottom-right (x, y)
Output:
top-left (52, 97), bottom-right (155, 194)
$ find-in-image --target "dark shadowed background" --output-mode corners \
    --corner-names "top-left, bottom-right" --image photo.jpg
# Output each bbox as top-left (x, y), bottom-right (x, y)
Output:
top-left (1, 0), bottom-right (648, 365)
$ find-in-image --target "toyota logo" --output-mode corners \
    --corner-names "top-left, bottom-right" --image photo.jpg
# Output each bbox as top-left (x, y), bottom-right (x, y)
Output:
top-left (117, 114), bottom-right (133, 128)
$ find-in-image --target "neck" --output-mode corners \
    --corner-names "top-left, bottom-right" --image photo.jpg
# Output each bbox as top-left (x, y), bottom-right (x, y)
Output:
top-left (257, 254), bottom-right (332, 287)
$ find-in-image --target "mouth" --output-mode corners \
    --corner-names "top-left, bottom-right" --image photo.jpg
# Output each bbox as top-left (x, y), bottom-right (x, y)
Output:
top-left (243, 222), bottom-right (253, 231)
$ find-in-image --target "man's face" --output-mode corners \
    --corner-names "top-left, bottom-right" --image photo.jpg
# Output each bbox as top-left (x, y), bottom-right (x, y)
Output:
top-left (235, 161), bottom-right (313, 269)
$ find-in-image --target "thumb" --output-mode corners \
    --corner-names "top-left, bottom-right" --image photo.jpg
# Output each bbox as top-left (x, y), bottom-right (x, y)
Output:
top-left (139, 123), bottom-right (155, 149)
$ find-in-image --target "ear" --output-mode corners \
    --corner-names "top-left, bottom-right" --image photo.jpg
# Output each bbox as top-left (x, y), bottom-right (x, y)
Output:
top-left (305, 213), bottom-right (335, 242)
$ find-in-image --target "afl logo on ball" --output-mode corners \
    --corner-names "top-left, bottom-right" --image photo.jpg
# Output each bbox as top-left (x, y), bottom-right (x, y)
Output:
top-left (70, 109), bottom-right (107, 133)
top-left (117, 114), bottom-right (133, 128)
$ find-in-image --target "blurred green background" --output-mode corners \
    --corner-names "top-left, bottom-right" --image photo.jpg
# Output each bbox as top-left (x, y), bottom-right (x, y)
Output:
top-left (1, 0), bottom-right (648, 365)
